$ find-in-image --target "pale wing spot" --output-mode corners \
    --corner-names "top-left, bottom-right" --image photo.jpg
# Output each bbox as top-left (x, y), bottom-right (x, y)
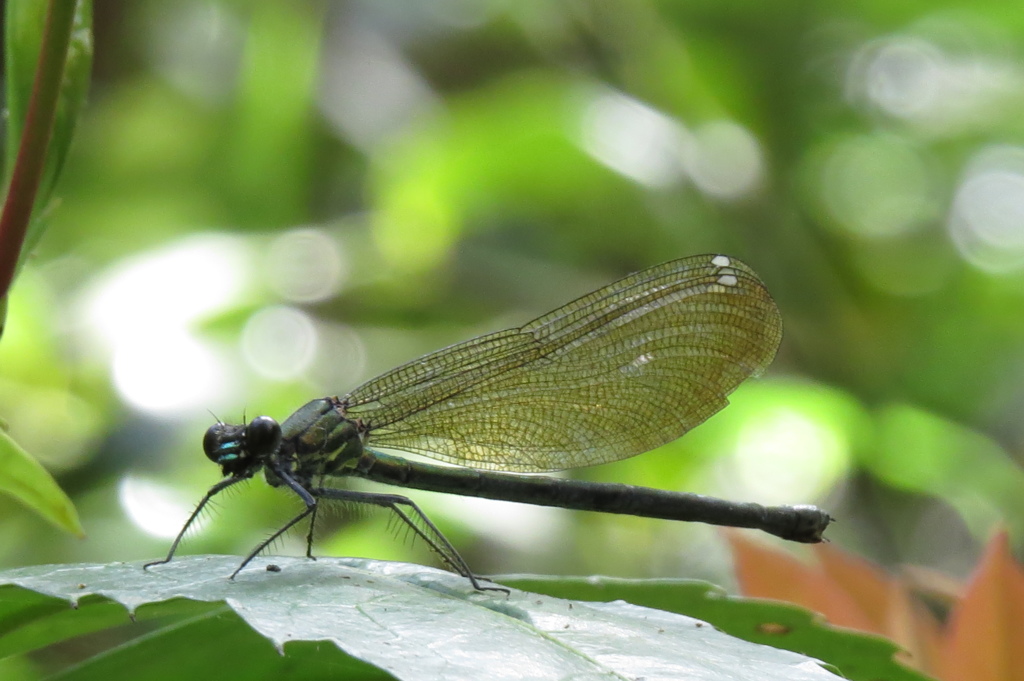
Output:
top-left (711, 254), bottom-right (732, 267)
top-left (717, 274), bottom-right (739, 286)
top-left (620, 352), bottom-right (655, 376)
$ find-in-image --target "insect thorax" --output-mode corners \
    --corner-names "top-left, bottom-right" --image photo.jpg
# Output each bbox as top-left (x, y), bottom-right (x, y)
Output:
top-left (264, 397), bottom-right (365, 487)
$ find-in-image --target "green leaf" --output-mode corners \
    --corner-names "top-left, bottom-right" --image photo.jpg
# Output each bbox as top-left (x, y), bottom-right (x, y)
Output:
top-left (500, 575), bottom-right (938, 681)
top-left (0, 557), bottom-right (842, 681)
top-left (0, 428), bottom-right (83, 537)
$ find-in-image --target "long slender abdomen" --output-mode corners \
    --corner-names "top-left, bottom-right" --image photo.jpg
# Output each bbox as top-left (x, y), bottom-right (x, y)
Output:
top-left (352, 448), bottom-right (831, 543)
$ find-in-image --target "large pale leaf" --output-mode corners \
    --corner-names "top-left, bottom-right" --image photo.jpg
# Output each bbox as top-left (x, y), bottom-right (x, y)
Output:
top-left (0, 556), bottom-right (840, 681)
top-left (503, 575), bottom-right (936, 681)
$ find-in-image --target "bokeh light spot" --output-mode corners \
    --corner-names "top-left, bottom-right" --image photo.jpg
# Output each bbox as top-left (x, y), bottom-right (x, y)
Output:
top-left (579, 90), bottom-right (762, 199)
top-left (241, 306), bottom-right (319, 381)
top-left (949, 145), bottom-right (1024, 273)
top-left (847, 30), bottom-right (1021, 132)
top-left (307, 322), bottom-right (369, 393)
top-left (82, 234), bottom-right (252, 346)
top-left (319, 27), bottom-right (437, 150)
top-left (79, 234), bottom-right (252, 416)
top-left (266, 228), bottom-right (347, 303)
top-left (580, 89), bottom-right (688, 188)
top-left (729, 406), bottom-right (848, 505)
top-left (113, 328), bottom-right (228, 414)
top-left (680, 121), bottom-right (763, 200)
top-left (119, 474), bottom-right (199, 540)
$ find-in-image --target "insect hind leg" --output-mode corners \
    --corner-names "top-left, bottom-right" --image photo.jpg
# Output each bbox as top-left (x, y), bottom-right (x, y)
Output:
top-left (229, 467), bottom-right (319, 579)
top-left (311, 487), bottom-right (508, 594)
top-left (231, 503), bottom-right (317, 578)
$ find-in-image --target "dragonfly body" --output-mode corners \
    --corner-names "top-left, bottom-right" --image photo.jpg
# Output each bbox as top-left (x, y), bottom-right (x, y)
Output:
top-left (271, 398), bottom-right (364, 484)
top-left (353, 448), bottom-right (827, 542)
top-left (147, 254), bottom-right (833, 589)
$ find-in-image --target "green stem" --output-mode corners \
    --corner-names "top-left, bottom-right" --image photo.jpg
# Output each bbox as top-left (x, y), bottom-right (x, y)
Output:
top-left (0, 1), bottom-right (78, 300)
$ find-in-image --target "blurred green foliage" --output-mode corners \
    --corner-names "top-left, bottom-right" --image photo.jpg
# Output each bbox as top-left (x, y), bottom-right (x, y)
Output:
top-left (1, 0), bottom-right (1023, 595)
top-left (3, 0), bottom-right (92, 277)
top-left (0, 0), bottom-right (91, 538)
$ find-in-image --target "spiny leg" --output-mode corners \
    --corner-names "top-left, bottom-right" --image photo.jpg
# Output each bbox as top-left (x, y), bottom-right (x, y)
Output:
top-left (231, 504), bottom-right (317, 579)
top-left (229, 468), bottom-right (318, 579)
top-left (305, 502), bottom-right (319, 560)
top-left (311, 487), bottom-right (508, 594)
top-left (145, 476), bottom-right (248, 569)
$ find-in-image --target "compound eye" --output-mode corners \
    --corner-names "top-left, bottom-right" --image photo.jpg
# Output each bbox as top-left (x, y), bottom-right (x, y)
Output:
top-left (203, 423), bottom-right (235, 463)
top-left (246, 416), bottom-right (282, 457)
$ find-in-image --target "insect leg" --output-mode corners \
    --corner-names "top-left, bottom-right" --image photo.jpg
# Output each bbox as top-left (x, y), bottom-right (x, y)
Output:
top-left (144, 476), bottom-right (249, 569)
top-left (229, 468), bottom-right (317, 579)
top-left (310, 487), bottom-right (508, 594)
top-left (305, 501), bottom-right (319, 560)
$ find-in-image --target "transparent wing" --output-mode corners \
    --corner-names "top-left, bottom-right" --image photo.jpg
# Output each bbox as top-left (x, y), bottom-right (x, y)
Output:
top-left (342, 254), bottom-right (782, 472)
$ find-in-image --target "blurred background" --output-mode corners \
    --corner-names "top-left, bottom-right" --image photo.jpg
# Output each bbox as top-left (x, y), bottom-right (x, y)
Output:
top-left (1, 0), bottom-right (1022, 591)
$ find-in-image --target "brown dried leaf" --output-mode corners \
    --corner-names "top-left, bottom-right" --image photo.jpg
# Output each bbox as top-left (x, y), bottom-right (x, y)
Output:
top-left (939, 531), bottom-right (1024, 681)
